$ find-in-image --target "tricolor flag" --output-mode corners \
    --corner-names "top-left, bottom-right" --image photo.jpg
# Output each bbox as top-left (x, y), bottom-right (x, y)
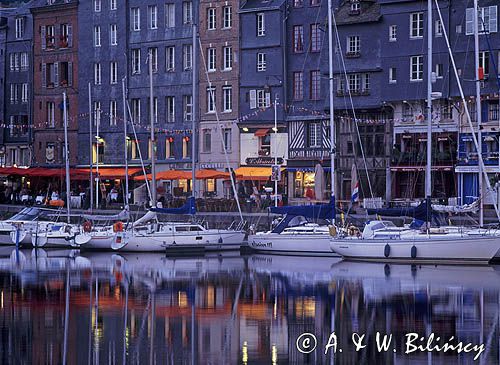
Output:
top-left (351, 181), bottom-right (359, 203)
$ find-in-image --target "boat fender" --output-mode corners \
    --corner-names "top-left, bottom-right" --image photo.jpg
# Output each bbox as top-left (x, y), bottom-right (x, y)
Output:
top-left (113, 221), bottom-right (124, 233)
top-left (411, 245), bottom-right (417, 259)
top-left (411, 264), bottom-right (417, 277)
top-left (384, 244), bottom-right (390, 258)
top-left (83, 221), bottom-right (92, 233)
top-left (328, 225), bottom-right (337, 237)
top-left (218, 237), bottom-right (223, 244)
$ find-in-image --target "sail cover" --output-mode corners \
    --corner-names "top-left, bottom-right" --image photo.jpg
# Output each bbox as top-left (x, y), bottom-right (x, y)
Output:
top-left (151, 197), bottom-right (196, 215)
top-left (431, 199), bottom-right (479, 214)
top-left (270, 197), bottom-right (336, 234)
top-left (367, 201), bottom-right (431, 221)
top-left (82, 209), bottom-right (130, 222)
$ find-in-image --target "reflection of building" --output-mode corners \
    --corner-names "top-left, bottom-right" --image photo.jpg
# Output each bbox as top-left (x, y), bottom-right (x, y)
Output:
top-left (31, 0), bottom-right (79, 166)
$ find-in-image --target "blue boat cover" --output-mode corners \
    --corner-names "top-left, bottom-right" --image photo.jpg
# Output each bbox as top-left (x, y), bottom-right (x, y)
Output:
top-left (367, 201), bottom-right (441, 224)
top-left (271, 197), bottom-right (335, 234)
top-left (151, 197), bottom-right (196, 215)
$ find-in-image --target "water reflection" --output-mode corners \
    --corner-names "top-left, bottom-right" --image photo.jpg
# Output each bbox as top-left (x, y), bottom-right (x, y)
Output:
top-left (0, 249), bottom-right (499, 364)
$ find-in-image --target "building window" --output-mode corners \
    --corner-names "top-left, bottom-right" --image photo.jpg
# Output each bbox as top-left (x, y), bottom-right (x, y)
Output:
top-left (183, 1), bottom-right (192, 24)
top-left (46, 25), bottom-right (55, 48)
top-left (363, 73), bottom-right (370, 92)
top-left (259, 135), bottom-right (271, 156)
top-left (59, 61), bottom-right (72, 86)
top-left (47, 102), bottom-right (55, 127)
top-left (21, 83), bottom-right (28, 103)
top-left (131, 7), bottom-right (140, 31)
top-left (182, 136), bottom-right (191, 158)
top-left (350, 0), bottom-right (360, 13)
top-left (110, 24), bottom-right (117, 45)
top-left (435, 19), bottom-right (443, 37)
top-left (311, 24), bottom-right (321, 52)
top-left (308, 122), bottom-right (321, 148)
top-left (149, 47), bottom-right (158, 73)
top-left (347, 35), bottom-right (360, 55)
top-left (94, 0), bottom-right (101, 12)
top-left (223, 6), bottom-right (232, 28)
top-left (166, 96), bottom-right (175, 123)
top-left (165, 137), bottom-right (174, 158)
top-left (410, 55), bottom-right (423, 81)
top-left (311, 0), bottom-right (320, 5)
top-left (257, 13), bottom-right (265, 36)
top-left (20, 52), bottom-right (28, 70)
top-left (480, 51), bottom-right (490, 75)
top-left (466, 6), bottom-right (498, 35)
top-left (132, 49), bottom-right (141, 74)
top-left (256, 89), bottom-right (270, 108)
top-left (389, 67), bottom-right (397, 83)
top-left (109, 100), bottom-right (117, 126)
top-left (489, 102), bottom-right (499, 121)
top-left (293, 25), bottom-right (304, 53)
top-left (148, 97), bottom-right (158, 124)
top-left (223, 86), bottom-right (232, 112)
top-left (94, 26), bottom-right (101, 47)
top-left (183, 45), bottom-right (192, 70)
top-left (131, 99), bottom-right (141, 124)
top-left (202, 129), bottom-right (211, 152)
top-left (294, 0), bottom-right (303, 8)
top-left (389, 25), bottom-right (397, 41)
top-left (148, 5), bottom-right (158, 29)
top-left (207, 8), bottom-right (216, 30)
top-left (15, 17), bottom-right (24, 39)
top-left (348, 74), bottom-right (360, 92)
top-left (207, 48), bottom-right (216, 72)
top-left (94, 63), bottom-right (101, 85)
top-left (165, 4), bottom-right (175, 28)
top-left (61, 25), bottom-right (71, 48)
top-left (10, 84), bottom-right (17, 104)
top-left (207, 87), bottom-right (216, 113)
top-left (410, 12), bottom-right (424, 38)
top-left (183, 95), bottom-right (192, 121)
top-left (436, 63), bottom-right (443, 78)
top-left (110, 0), bottom-right (116, 11)
top-left (223, 46), bottom-right (232, 70)
top-left (110, 62), bottom-right (118, 84)
top-left (310, 70), bottom-right (321, 100)
top-left (293, 72), bottom-right (303, 100)
top-left (222, 128), bottom-right (232, 151)
top-left (257, 53), bottom-right (266, 72)
top-left (165, 46), bottom-right (175, 72)
top-left (93, 101), bottom-right (101, 126)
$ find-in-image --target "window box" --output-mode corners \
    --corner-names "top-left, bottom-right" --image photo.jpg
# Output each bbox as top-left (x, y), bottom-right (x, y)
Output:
top-left (349, 9), bottom-right (360, 15)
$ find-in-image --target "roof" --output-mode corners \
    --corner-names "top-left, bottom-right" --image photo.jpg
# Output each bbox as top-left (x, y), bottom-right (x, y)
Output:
top-left (240, 0), bottom-right (286, 12)
top-left (335, 0), bottom-right (381, 25)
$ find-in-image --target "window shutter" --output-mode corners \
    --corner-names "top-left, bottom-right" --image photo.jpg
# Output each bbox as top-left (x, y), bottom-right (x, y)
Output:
top-left (466, 8), bottom-right (474, 35)
top-left (67, 24), bottom-right (73, 47)
top-left (54, 62), bottom-right (59, 87)
top-left (68, 62), bottom-right (73, 86)
top-left (490, 6), bottom-right (498, 33)
top-left (41, 63), bottom-right (47, 88)
top-left (41, 26), bottom-right (46, 50)
top-left (249, 90), bottom-right (256, 109)
top-left (265, 92), bottom-right (271, 108)
top-left (169, 6), bottom-right (175, 27)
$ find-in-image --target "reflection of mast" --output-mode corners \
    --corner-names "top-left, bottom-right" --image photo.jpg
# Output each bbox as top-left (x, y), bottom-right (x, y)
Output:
top-left (62, 266), bottom-right (70, 364)
top-left (122, 280), bottom-right (129, 365)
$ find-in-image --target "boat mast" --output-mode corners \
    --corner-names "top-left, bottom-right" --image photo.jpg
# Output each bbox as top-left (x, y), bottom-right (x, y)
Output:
top-left (63, 91), bottom-right (71, 223)
top-left (274, 94), bottom-right (278, 207)
top-left (425, 0), bottom-right (433, 226)
top-left (149, 49), bottom-right (157, 207)
top-left (122, 77), bottom-right (129, 209)
top-left (474, 0), bottom-right (484, 227)
top-left (327, 0), bottom-right (336, 210)
top-left (88, 83), bottom-right (93, 212)
top-left (191, 24), bottom-right (197, 199)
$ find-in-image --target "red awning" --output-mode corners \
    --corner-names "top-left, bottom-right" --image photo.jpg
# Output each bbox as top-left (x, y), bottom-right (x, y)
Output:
top-left (254, 128), bottom-right (269, 137)
top-left (75, 167), bottom-right (142, 179)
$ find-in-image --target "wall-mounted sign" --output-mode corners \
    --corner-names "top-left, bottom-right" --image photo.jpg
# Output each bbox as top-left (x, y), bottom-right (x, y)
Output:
top-left (246, 157), bottom-right (283, 165)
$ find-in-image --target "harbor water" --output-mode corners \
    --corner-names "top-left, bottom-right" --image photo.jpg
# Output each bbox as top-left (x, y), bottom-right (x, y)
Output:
top-left (0, 248), bottom-right (499, 364)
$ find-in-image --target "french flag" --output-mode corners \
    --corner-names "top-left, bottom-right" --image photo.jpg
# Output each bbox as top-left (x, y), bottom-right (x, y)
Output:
top-left (351, 182), bottom-right (359, 203)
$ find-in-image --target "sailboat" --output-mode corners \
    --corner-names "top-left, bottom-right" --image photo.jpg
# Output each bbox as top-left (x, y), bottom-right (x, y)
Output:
top-left (329, 0), bottom-right (500, 263)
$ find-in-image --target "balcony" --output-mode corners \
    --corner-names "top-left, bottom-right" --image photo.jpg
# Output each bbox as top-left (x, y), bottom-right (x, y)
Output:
top-left (346, 51), bottom-right (361, 58)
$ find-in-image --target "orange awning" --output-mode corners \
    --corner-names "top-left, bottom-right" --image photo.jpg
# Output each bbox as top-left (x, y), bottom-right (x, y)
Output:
top-left (76, 167), bottom-right (142, 179)
top-left (235, 166), bottom-right (273, 181)
top-left (134, 169), bottom-right (192, 181)
top-left (254, 128), bottom-right (269, 137)
top-left (196, 169), bottom-right (231, 180)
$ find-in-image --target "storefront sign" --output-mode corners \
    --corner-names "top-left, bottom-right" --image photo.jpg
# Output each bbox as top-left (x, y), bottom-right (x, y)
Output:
top-left (271, 165), bottom-right (281, 181)
top-left (246, 157), bottom-right (283, 165)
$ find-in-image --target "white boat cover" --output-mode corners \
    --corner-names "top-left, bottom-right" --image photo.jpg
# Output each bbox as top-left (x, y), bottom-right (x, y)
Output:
top-left (132, 211), bottom-right (157, 227)
top-left (81, 209), bottom-right (130, 222)
top-left (431, 199), bottom-right (479, 214)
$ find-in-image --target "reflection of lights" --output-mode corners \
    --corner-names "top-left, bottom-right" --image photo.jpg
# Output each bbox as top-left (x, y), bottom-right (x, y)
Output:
top-left (295, 297), bottom-right (316, 318)
top-left (242, 341), bottom-right (248, 364)
top-left (114, 286), bottom-right (120, 300)
top-left (1, 291), bottom-right (3, 309)
top-left (125, 327), bottom-right (130, 350)
top-left (273, 297), bottom-right (277, 320)
top-left (178, 291), bottom-right (188, 308)
top-left (272, 344), bottom-right (278, 364)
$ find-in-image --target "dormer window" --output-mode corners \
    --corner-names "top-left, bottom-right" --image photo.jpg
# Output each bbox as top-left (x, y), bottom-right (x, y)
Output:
top-left (350, 0), bottom-right (360, 15)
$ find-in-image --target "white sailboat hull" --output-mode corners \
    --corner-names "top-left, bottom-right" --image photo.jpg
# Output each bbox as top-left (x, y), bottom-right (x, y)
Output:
top-left (113, 230), bottom-right (246, 252)
top-left (248, 233), bottom-right (335, 256)
top-left (330, 235), bottom-right (500, 264)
